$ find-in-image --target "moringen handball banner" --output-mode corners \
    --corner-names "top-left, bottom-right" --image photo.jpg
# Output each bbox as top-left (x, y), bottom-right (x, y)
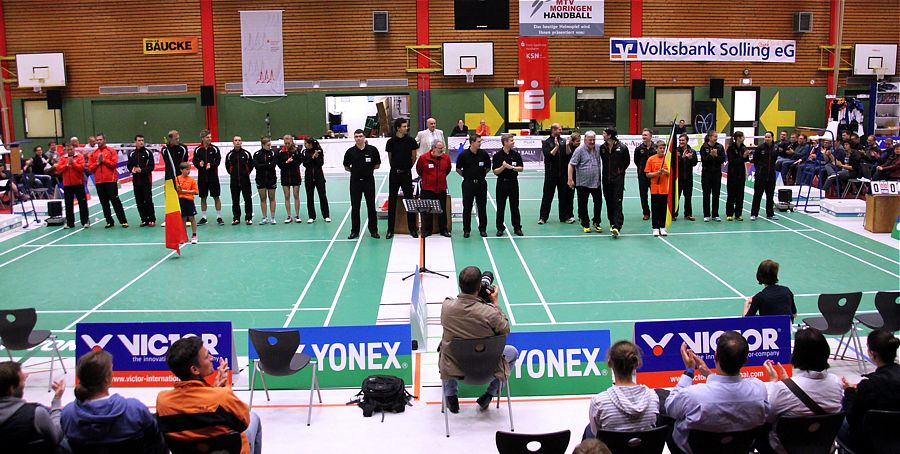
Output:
top-left (634, 315), bottom-right (792, 388)
top-left (76, 321), bottom-right (234, 387)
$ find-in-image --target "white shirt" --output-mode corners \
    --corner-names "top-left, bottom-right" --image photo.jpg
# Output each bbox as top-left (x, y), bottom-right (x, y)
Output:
top-left (765, 370), bottom-right (844, 454)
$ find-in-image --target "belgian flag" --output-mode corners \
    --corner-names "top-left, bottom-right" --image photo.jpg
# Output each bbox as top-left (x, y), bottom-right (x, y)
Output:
top-left (665, 121), bottom-right (680, 229)
top-left (163, 147), bottom-right (188, 254)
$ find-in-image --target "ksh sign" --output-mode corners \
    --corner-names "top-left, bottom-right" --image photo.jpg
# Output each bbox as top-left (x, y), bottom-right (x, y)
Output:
top-left (143, 37), bottom-right (199, 55)
top-left (610, 37), bottom-right (796, 63)
top-left (75, 322), bottom-right (233, 387)
top-left (634, 316), bottom-right (791, 388)
top-left (460, 329), bottom-right (611, 397)
top-left (247, 324), bottom-right (411, 390)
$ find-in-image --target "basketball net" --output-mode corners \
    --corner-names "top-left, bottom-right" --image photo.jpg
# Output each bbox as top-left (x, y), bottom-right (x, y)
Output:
top-left (31, 77), bottom-right (45, 93)
top-left (874, 67), bottom-right (886, 81)
top-left (463, 68), bottom-right (474, 84)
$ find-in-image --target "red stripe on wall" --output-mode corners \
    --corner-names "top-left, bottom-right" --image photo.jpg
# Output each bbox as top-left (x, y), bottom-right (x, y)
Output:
top-left (629, 0), bottom-right (643, 134)
top-left (200, 0), bottom-right (219, 141)
top-left (0, 1), bottom-right (14, 143)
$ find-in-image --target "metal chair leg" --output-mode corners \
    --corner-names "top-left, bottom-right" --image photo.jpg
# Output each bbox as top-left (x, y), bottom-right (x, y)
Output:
top-left (496, 381), bottom-right (501, 409)
top-left (53, 337), bottom-right (66, 374)
top-left (312, 361), bottom-right (322, 403)
top-left (442, 382), bottom-right (450, 437)
top-left (5, 348), bottom-right (12, 361)
top-left (259, 369), bottom-right (271, 401)
top-left (505, 379), bottom-right (514, 432)
top-left (248, 360), bottom-right (257, 410)
top-left (852, 324), bottom-right (867, 374)
top-left (48, 340), bottom-right (55, 392)
top-left (307, 366), bottom-right (315, 426)
top-left (836, 334), bottom-right (847, 359)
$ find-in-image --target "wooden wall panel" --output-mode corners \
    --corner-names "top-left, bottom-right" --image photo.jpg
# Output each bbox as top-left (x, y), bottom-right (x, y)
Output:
top-left (3, 0), bottom-right (203, 98)
top-left (840, 0), bottom-right (900, 86)
top-left (211, 1), bottom-right (417, 90)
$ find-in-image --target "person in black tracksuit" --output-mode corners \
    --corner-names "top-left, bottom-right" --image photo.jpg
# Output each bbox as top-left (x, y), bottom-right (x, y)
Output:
top-left (699, 131), bottom-right (726, 222)
top-left (539, 123), bottom-right (566, 224)
top-left (192, 130), bottom-right (223, 225)
top-left (673, 134), bottom-right (697, 221)
top-left (456, 134), bottom-right (491, 238)
top-left (384, 118), bottom-right (417, 239)
top-left (225, 136), bottom-right (254, 225)
top-left (343, 129), bottom-right (381, 239)
top-left (750, 131), bottom-right (781, 220)
top-left (599, 128), bottom-right (630, 236)
top-left (633, 129), bottom-right (655, 220)
top-left (493, 134), bottom-right (524, 236)
top-left (127, 134), bottom-right (156, 226)
top-left (725, 131), bottom-right (750, 220)
top-left (277, 135), bottom-right (303, 223)
top-left (161, 130), bottom-right (189, 181)
top-left (302, 138), bottom-right (330, 223)
top-left (254, 137), bottom-right (278, 225)
top-left (558, 133), bottom-right (580, 223)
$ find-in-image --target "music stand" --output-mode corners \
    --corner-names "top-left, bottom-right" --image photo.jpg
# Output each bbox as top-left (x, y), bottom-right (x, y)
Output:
top-left (402, 198), bottom-right (449, 280)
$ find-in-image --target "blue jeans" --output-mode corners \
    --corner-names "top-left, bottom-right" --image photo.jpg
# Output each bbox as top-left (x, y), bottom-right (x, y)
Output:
top-left (246, 412), bottom-right (262, 454)
top-left (442, 345), bottom-right (518, 397)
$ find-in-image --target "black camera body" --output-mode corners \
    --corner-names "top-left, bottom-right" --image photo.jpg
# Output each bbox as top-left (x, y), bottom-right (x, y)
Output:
top-left (478, 271), bottom-right (495, 303)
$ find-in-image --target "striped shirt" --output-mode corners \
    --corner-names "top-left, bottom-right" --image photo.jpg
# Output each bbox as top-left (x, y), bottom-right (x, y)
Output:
top-left (588, 385), bottom-right (659, 435)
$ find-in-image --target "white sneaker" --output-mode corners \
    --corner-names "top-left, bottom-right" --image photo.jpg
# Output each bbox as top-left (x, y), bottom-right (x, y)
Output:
top-left (260, 218), bottom-right (268, 225)
top-left (713, 217), bottom-right (722, 222)
top-left (703, 217), bottom-right (710, 222)
top-left (307, 218), bottom-right (315, 224)
top-left (565, 217), bottom-right (576, 224)
top-left (270, 217), bottom-right (276, 225)
top-left (324, 217), bottom-right (332, 223)
top-left (191, 235), bottom-right (198, 244)
top-left (750, 216), bottom-right (758, 221)
top-left (537, 219), bottom-right (545, 225)
top-left (284, 217), bottom-right (293, 224)
top-left (660, 228), bottom-right (668, 236)
top-left (653, 228), bottom-right (660, 237)
top-left (295, 216), bottom-right (302, 223)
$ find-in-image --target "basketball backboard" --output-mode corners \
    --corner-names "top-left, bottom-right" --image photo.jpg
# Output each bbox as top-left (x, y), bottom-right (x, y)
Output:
top-left (853, 44), bottom-right (897, 76)
top-left (442, 42), bottom-right (494, 76)
top-left (16, 53), bottom-right (66, 90)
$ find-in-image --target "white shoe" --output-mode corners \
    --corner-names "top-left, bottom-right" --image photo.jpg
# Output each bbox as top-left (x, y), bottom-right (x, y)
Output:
top-left (750, 216), bottom-right (758, 221)
top-left (660, 228), bottom-right (668, 236)
top-left (703, 217), bottom-right (710, 222)
top-left (537, 219), bottom-right (545, 225)
top-left (307, 218), bottom-right (315, 224)
top-left (260, 218), bottom-right (269, 225)
top-left (270, 217), bottom-right (276, 225)
top-left (191, 236), bottom-right (198, 244)
top-left (713, 217), bottom-right (722, 222)
top-left (295, 216), bottom-right (302, 223)
top-left (324, 217), bottom-right (332, 223)
top-left (565, 217), bottom-right (576, 224)
top-left (284, 217), bottom-right (293, 224)
top-left (653, 228), bottom-right (660, 237)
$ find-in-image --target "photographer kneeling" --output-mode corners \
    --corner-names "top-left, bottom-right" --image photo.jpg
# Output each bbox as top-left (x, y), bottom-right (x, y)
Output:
top-left (439, 266), bottom-right (518, 413)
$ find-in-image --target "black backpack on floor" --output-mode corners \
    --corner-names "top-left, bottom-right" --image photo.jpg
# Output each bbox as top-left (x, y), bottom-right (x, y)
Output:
top-left (348, 375), bottom-right (414, 420)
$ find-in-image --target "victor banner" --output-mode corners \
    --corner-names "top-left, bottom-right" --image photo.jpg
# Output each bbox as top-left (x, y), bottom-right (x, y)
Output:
top-left (240, 10), bottom-right (285, 96)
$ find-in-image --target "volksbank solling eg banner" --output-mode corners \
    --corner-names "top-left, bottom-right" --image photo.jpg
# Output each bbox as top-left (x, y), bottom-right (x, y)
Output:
top-left (610, 37), bottom-right (796, 63)
top-left (520, 0), bottom-right (604, 36)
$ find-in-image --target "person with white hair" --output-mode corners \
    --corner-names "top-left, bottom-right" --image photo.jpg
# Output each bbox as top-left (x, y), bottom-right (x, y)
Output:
top-left (568, 131), bottom-right (604, 234)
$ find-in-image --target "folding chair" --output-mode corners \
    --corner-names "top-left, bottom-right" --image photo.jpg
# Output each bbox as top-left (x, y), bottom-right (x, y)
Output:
top-left (165, 431), bottom-right (242, 454)
top-left (801, 292), bottom-right (866, 373)
top-left (855, 291), bottom-right (900, 333)
top-left (247, 328), bottom-right (322, 425)
top-left (442, 334), bottom-right (513, 437)
top-left (496, 430), bottom-right (570, 454)
top-left (0, 308), bottom-right (67, 391)
top-left (774, 412), bottom-right (845, 454)
top-left (842, 163), bottom-right (875, 199)
top-left (687, 427), bottom-right (759, 454)
top-left (597, 425), bottom-right (668, 453)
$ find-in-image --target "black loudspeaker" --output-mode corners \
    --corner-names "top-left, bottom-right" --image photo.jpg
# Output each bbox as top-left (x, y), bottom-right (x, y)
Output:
top-left (200, 85), bottom-right (215, 106)
top-left (373, 11), bottom-right (389, 33)
top-left (454, 0), bottom-right (509, 30)
top-left (47, 201), bottom-right (62, 217)
top-left (710, 78), bottom-right (725, 99)
top-left (46, 90), bottom-right (62, 110)
top-left (631, 79), bottom-right (646, 99)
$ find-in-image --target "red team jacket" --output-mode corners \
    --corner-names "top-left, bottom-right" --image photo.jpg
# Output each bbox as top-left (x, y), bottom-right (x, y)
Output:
top-left (55, 154), bottom-right (86, 186)
top-left (415, 152), bottom-right (452, 193)
top-left (88, 145), bottom-right (119, 184)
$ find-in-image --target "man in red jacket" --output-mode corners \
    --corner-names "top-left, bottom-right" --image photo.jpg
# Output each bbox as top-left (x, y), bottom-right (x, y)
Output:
top-left (88, 133), bottom-right (128, 228)
top-left (415, 140), bottom-right (452, 237)
top-left (55, 143), bottom-right (90, 228)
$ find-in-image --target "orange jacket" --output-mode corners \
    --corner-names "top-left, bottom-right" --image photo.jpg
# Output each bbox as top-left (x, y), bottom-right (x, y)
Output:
top-left (176, 175), bottom-right (198, 200)
top-left (156, 380), bottom-right (251, 454)
top-left (55, 154), bottom-right (85, 186)
top-left (88, 145), bottom-right (119, 184)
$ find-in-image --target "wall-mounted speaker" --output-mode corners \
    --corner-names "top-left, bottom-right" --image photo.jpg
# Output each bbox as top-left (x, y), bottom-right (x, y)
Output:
top-left (200, 85), bottom-right (215, 106)
top-left (709, 78), bottom-right (725, 99)
top-left (373, 11), bottom-right (389, 33)
top-left (793, 12), bottom-right (812, 33)
top-left (631, 79), bottom-right (646, 100)
top-left (46, 89), bottom-right (62, 110)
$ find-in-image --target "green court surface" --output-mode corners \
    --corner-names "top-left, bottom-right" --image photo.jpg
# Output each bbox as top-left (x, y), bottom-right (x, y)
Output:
top-left (1, 170), bottom-right (898, 358)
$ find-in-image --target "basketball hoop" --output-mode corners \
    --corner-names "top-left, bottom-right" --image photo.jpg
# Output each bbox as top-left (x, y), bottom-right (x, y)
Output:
top-left (462, 67), bottom-right (475, 84)
top-left (874, 67), bottom-right (887, 81)
top-left (31, 77), bottom-right (45, 93)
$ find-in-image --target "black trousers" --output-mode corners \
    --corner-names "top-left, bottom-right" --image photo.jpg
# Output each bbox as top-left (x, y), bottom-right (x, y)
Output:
top-left (304, 177), bottom-right (330, 219)
top-left (751, 172), bottom-right (776, 217)
top-left (387, 170), bottom-right (416, 233)
top-left (495, 179), bottom-right (521, 231)
top-left (539, 175), bottom-right (558, 221)
top-left (63, 184), bottom-right (89, 227)
top-left (96, 182), bottom-right (127, 225)
top-left (676, 176), bottom-right (693, 217)
top-left (651, 193), bottom-right (668, 229)
top-left (230, 181), bottom-right (253, 221)
top-left (557, 178), bottom-right (575, 221)
top-left (461, 178), bottom-right (488, 233)
top-left (603, 178), bottom-right (624, 230)
top-left (350, 176), bottom-right (377, 234)
top-left (725, 170), bottom-right (746, 217)
top-left (701, 172), bottom-right (721, 218)
top-left (421, 190), bottom-right (448, 233)
top-left (134, 183), bottom-right (156, 223)
top-left (637, 173), bottom-right (651, 216)
top-left (576, 186), bottom-right (603, 228)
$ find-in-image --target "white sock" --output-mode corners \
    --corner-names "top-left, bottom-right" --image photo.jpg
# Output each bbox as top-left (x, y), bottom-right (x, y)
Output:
top-left (216, 210), bottom-right (222, 218)
top-left (201, 210), bottom-right (207, 219)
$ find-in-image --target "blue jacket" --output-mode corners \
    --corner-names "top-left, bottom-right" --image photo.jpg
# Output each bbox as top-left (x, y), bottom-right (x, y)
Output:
top-left (61, 394), bottom-right (162, 449)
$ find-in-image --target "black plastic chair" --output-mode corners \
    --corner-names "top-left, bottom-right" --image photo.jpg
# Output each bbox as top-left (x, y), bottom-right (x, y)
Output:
top-left (774, 412), bottom-right (845, 454)
top-left (165, 431), bottom-right (243, 454)
top-left (496, 430), bottom-right (571, 454)
top-left (687, 427), bottom-right (759, 454)
top-left (10, 439), bottom-right (56, 454)
top-left (248, 328), bottom-right (321, 426)
top-left (856, 291), bottom-right (900, 333)
top-left (597, 426), bottom-right (668, 454)
top-left (442, 334), bottom-right (513, 437)
top-left (801, 292), bottom-right (865, 372)
top-left (837, 410), bottom-right (900, 454)
top-left (69, 437), bottom-right (146, 454)
top-left (0, 308), bottom-right (66, 391)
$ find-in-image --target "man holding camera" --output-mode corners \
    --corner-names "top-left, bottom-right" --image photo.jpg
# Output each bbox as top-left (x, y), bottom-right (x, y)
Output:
top-left (439, 266), bottom-right (518, 413)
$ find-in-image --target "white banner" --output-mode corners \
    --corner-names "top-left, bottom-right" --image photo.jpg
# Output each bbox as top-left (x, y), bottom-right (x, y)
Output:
top-left (520, 0), bottom-right (604, 36)
top-left (240, 10), bottom-right (285, 96)
top-left (610, 37), bottom-right (796, 63)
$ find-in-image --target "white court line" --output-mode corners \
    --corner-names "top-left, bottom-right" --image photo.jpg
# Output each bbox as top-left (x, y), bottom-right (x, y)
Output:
top-left (482, 229), bottom-right (814, 240)
top-left (513, 311), bottom-right (828, 327)
top-left (283, 203), bottom-right (355, 327)
top-left (659, 237), bottom-right (746, 298)
top-left (482, 234), bottom-right (518, 326)
top-left (775, 213), bottom-right (900, 265)
top-left (486, 191), bottom-right (556, 323)
top-left (323, 175), bottom-right (388, 326)
top-left (22, 238), bottom-right (358, 248)
top-left (508, 290), bottom-right (886, 307)
top-left (63, 247), bottom-right (182, 330)
top-left (40, 308), bottom-right (291, 314)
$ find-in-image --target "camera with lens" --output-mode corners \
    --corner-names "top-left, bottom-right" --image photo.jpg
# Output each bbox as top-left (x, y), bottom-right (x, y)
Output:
top-left (478, 271), bottom-right (496, 303)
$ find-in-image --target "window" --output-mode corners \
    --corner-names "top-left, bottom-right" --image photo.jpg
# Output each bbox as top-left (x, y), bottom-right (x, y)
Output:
top-left (24, 99), bottom-right (62, 138)
top-left (576, 88), bottom-right (615, 129)
top-left (654, 88), bottom-right (693, 126)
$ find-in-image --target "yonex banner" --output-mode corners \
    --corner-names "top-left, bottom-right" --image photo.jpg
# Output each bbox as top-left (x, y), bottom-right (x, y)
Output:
top-left (610, 37), bottom-right (796, 63)
top-left (519, 0), bottom-right (604, 37)
top-left (75, 321), bottom-right (233, 387)
top-left (447, 136), bottom-right (543, 167)
top-left (458, 329), bottom-right (611, 397)
top-left (247, 325), bottom-right (412, 389)
top-left (634, 315), bottom-right (792, 388)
